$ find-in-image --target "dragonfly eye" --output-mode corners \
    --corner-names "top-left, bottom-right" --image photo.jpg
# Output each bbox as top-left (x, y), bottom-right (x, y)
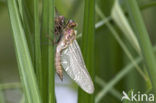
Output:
top-left (67, 20), bottom-right (76, 28)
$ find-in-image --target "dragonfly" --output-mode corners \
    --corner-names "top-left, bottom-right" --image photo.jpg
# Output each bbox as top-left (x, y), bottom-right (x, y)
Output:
top-left (54, 13), bottom-right (94, 94)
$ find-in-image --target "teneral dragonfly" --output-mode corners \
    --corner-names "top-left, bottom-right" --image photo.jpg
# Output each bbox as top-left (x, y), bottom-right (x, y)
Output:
top-left (54, 16), bottom-right (94, 94)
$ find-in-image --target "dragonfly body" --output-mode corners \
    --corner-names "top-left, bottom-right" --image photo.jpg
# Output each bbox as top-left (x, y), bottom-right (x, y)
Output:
top-left (55, 20), bottom-right (76, 80)
top-left (54, 15), bottom-right (94, 94)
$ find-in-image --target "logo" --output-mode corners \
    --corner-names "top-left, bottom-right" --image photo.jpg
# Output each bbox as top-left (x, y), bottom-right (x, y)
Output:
top-left (121, 91), bottom-right (155, 102)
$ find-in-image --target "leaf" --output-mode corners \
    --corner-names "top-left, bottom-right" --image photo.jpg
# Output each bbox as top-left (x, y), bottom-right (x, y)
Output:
top-left (78, 0), bottom-right (95, 102)
top-left (7, 0), bottom-right (41, 103)
top-left (111, 0), bottom-right (140, 53)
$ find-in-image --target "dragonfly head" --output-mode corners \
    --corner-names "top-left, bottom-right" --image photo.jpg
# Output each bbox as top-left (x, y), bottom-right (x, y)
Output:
top-left (67, 20), bottom-right (77, 28)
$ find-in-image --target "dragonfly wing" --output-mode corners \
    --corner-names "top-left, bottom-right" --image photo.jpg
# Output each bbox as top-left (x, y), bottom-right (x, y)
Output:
top-left (61, 40), bottom-right (94, 94)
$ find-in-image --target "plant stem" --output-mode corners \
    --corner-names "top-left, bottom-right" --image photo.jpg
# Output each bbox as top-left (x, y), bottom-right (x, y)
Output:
top-left (95, 76), bottom-right (121, 100)
top-left (78, 0), bottom-right (95, 102)
top-left (40, 0), bottom-right (49, 102)
top-left (48, 0), bottom-right (55, 102)
top-left (34, 0), bottom-right (42, 91)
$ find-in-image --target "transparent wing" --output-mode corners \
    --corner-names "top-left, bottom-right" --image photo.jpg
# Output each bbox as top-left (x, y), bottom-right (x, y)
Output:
top-left (61, 40), bottom-right (94, 94)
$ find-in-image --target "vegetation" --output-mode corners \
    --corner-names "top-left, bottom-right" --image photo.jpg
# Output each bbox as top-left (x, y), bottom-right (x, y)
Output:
top-left (0, 0), bottom-right (156, 103)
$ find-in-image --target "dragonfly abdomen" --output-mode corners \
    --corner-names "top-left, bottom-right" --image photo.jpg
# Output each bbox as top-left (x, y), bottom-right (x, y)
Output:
top-left (55, 48), bottom-right (63, 80)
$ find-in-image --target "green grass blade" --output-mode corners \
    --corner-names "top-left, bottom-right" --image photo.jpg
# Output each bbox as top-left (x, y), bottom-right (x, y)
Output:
top-left (0, 82), bottom-right (21, 90)
top-left (48, 0), bottom-right (55, 103)
top-left (126, 0), bottom-right (156, 94)
top-left (34, 0), bottom-right (42, 92)
top-left (95, 76), bottom-right (121, 100)
top-left (95, 16), bottom-right (111, 28)
top-left (7, 1), bottom-right (41, 103)
top-left (140, 1), bottom-right (156, 10)
top-left (21, 0), bottom-right (35, 63)
top-left (111, 0), bottom-right (140, 53)
top-left (78, 0), bottom-right (95, 102)
top-left (40, 0), bottom-right (49, 102)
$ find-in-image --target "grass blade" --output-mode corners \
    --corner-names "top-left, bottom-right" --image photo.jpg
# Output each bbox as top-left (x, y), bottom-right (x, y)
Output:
top-left (0, 82), bottom-right (21, 90)
top-left (78, 0), bottom-right (95, 102)
top-left (111, 0), bottom-right (140, 53)
top-left (126, 0), bottom-right (156, 94)
top-left (40, 0), bottom-right (49, 102)
top-left (48, 0), bottom-right (55, 103)
top-left (7, 0), bottom-right (41, 103)
top-left (95, 76), bottom-right (121, 100)
top-left (140, 1), bottom-right (156, 10)
top-left (21, 0), bottom-right (35, 63)
top-left (34, 0), bottom-right (42, 90)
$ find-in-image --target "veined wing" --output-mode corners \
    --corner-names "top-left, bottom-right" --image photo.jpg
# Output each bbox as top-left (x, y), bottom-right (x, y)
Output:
top-left (61, 40), bottom-right (94, 94)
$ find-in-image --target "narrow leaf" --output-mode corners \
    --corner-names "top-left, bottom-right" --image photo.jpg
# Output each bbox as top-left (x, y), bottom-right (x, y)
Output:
top-left (40, 0), bottom-right (49, 102)
top-left (34, 0), bottom-right (42, 94)
top-left (7, 0), bottom-right (41, 103)
top-left (48, 0), bottom-right (55, 102)
top-left (78, 0), bottom-right (95, 102)
top-left (111, 0), bottom-right (140, 53)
